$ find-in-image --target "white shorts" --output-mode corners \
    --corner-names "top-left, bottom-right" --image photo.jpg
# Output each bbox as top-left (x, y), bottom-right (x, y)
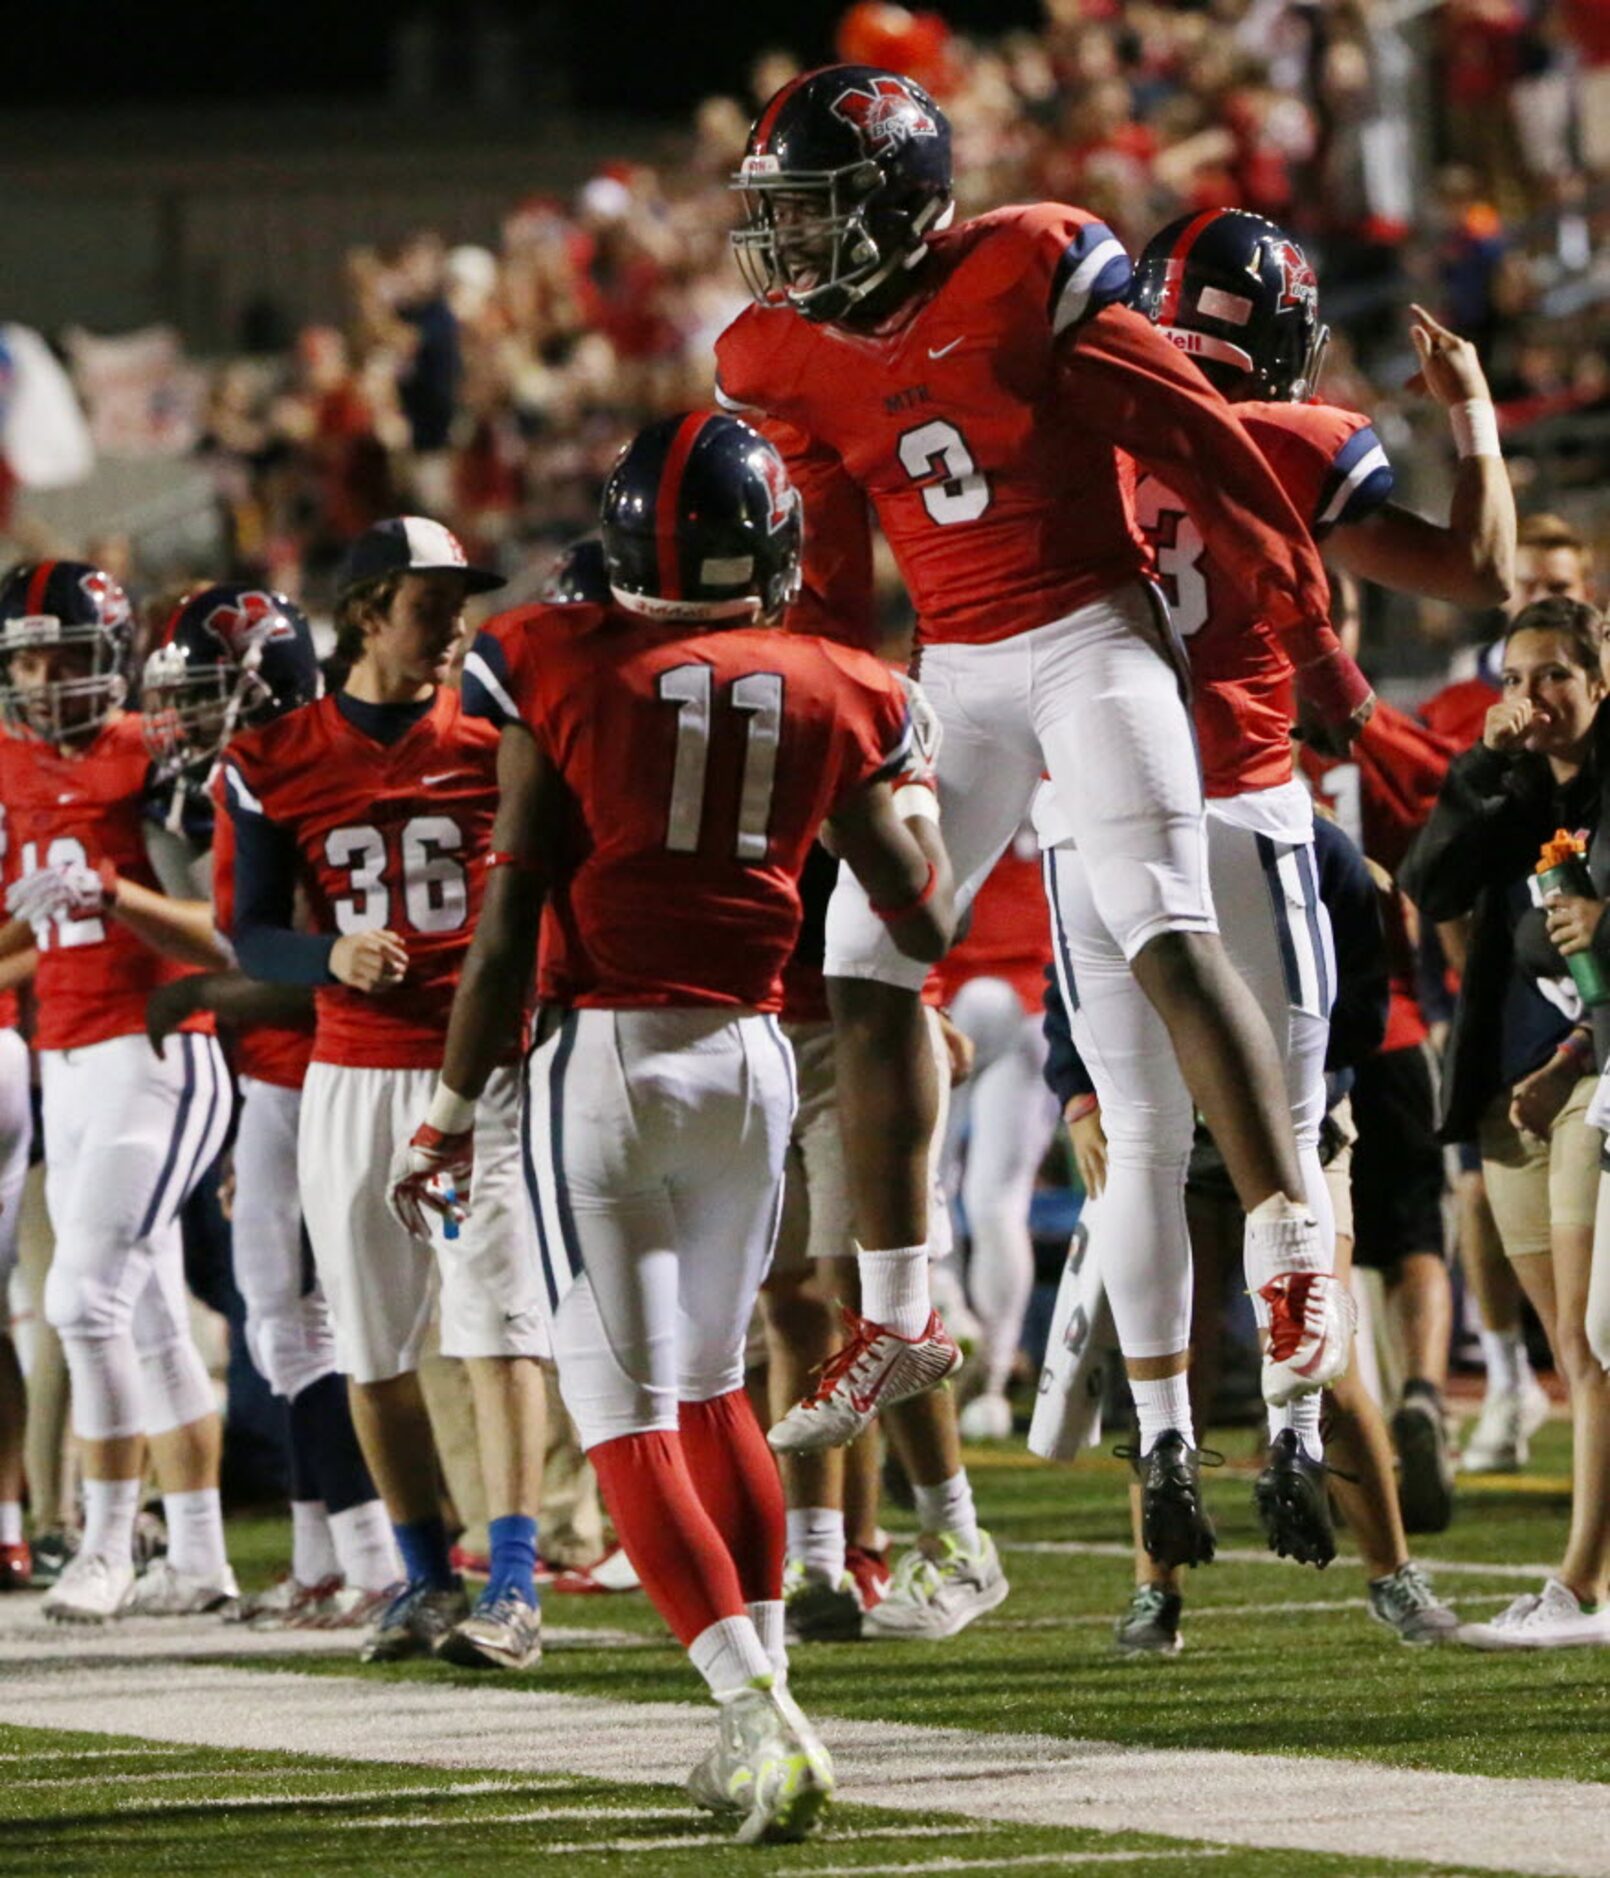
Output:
top-left (825, 584), bottom-right (1214, 990)
top-left (298, 1061), bottom-right (551, 1386)
top-left (233, 1077), bottom-right (336, 1401)
top-left (41, 1029), bottom-right (233, 1355)
top-left (0, 1027), bottom-right (32, 1289)
top-left (524, 1008), bottom-right (795, 1449)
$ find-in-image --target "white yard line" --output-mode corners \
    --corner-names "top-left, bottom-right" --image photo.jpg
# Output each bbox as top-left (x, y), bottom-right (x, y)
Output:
top-left (804, 1859), bottom-right (1229, 1876)
top-left (993, 1594), bottom-right (1515, 1630)
top-left (1005, 1539), bottom-right (1552, 1579)
top-left (7, 1662), bottom-right (1606, 1877)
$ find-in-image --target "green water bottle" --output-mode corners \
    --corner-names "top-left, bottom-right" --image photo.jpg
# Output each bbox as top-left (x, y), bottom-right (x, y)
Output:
top-left (1534, 829), bottom-right (1610, 1007)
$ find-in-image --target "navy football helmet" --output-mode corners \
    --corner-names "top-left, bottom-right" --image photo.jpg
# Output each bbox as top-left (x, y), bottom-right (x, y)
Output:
top-left (0, 559), bottom-right (134, 743)
top-left (142, 584), bottom-right (320, 776)
top-left (539, 536), bottom-right (611, 605)
top-left (732, 64), bottom-right (953, 323)
top-left (600, 413), bottom-right (802, 624)
top-left (1129, 209), bottom-right (1329, 403)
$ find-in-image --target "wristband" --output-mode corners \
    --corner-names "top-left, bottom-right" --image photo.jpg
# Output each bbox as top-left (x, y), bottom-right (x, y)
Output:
top-left (1450, 399), bottom-right (1501, 460)
top-left (892, 781), bottom-right (940, 823)
top-left (1561, 1029), bottom-right (1596, 1073)
top-left (426, 1082), bottom-right (477, 1134)
top-left (1065, 1092), bottom-right (1099, 1125)
top-left (869, 858), bottom-right (938, 924)
top-left (96, 857), bottom-right (121, 911)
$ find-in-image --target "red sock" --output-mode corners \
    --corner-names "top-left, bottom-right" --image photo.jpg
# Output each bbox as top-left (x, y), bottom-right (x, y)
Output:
top-left (588, 1430), bottom-right (747, 1648)
top-left (678, 1389), bottom-right (787, 1605)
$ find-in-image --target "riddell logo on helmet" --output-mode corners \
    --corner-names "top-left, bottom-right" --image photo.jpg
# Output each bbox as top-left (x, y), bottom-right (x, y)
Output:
top-left (203, 591), bottom-right (295, 658)
top-left (78, 570), bottom-right (131, 629)
top-left (830, 76), bottom-right (937, 156)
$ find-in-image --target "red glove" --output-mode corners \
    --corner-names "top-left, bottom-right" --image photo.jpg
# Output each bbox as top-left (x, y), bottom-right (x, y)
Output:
top-left (387, 1123), bottom-right (474, 1241)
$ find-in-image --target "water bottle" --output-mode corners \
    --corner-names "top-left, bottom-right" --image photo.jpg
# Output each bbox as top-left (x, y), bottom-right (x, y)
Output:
top-left (1534, 830), bottom-right (1610, 1007)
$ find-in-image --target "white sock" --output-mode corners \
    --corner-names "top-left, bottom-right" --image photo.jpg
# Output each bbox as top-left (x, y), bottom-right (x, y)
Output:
top-left (1131, 1373), bottom-right (1194, 1453)
top-left (689, 1613), bottom-right (773, 1697)
top-left (290, 1500), bottom-right (339, 1585)
top-left (1480, 1328), bottom-right (1523, 1396)
top-left (1271, 1392), bottom-right (1324, 1462)
top-left (785, 1506), bottom-right (846, 1582)
top-left (163, 1488), bottom-right (228, 1581)
top-left (912, 1471), bottom-right (980, 1553)
top-left (328, 1499), bottom-right (404, 1591)
top-left (81, 1477), bottom-right (141, 1564)
top-left (748, 1598), bottom-right (787, 1679)
top-left (1245, 1196), bottom-right (1328, 1294)
top-left (858, 1244), bottom-right (930, 1338)
top-left (0, 1501), bottom-right (22, 1546)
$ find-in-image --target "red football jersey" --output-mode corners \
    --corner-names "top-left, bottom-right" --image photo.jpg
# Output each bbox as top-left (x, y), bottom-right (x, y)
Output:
top-left (225, 690), bottom-right (499, 1070)
top-left (1300, 701), bottom-right (1458, 877)
top-left (208, 765), bottom-right (313, 1090)
top-left (932, 829), bottom-right (1051, 1015)
top-left (1136, 400), bottom-right (1392, 798)
top-left (1419, 672), bottom-right (1499, 749)
top-left (473, 602), bottom-right (911, 1011)
top-left (0, 715), bottom-right (211, 1051)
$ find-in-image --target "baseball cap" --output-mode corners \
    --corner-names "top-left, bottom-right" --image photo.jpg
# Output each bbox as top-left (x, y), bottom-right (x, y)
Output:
top-left (336, 516), bottom-right (506, 599)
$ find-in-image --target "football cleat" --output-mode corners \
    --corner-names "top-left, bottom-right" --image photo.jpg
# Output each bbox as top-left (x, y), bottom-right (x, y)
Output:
top-left (228, 1572), bottom-right (345, 1630)
top-left (359, 1579), bottom-right (469, 1662)
top-left (1454, 1578), bottom-right (1610, 1651)
top-left (1392, 1385), bottom-right (1455, 1534)
top-left (314, 1581), bottom-right (401, 1630)
top-left (122, 1559), bottom-right (240, 1617)
top-left (1259, 1271), bottom-right (1353, 1405)
top-left (687, 1676), bottom-right (834, 1844)
top-left (784, 1560), bottom-right (866, 1644)
top-left (845, 1542), bottom-right (890, 1614)
top-left (1127, 1431), bottom-right (1218, 1571)
top-left (0, 1540), bottom-right (31, 1591)
top-left (1460, 1378), bottom-right (1551, 1475)
top-left (548, 1544), bottom-right (642, 1595)
top-left (28, 1529), bottom-right (78, 1586)
top-left (1367, 1562), bottom-right (1459, 1645)
top-left (767, 1308), bottom-right (962, 1454)
top-left (862, 1530), bottom-right (1008, 1640)
top-left (1114, 1583), bottom-right (1185, 1657)
top-left (1254, 1429), bottom-right (1337, 1568)
top-left (958, 1391), bottom-right (1013, 1441)
top-left (41, 1551), bottom-right (134, 1624)
top-left (434, 1589), bottom-right (543, 1670)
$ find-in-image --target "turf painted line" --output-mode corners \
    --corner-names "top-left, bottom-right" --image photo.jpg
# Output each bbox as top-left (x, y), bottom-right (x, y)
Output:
top-left (806, 1859), bottom-right (1228, 1875)
top-left (8, 1663), bottom-right (1606, 1877)
top-left (1006, 1539), bottom-right (1555, 1580)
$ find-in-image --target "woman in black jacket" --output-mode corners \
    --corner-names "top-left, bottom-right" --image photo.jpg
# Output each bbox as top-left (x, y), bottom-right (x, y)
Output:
top-left (1401, 594), bottom-right (1610, 1649)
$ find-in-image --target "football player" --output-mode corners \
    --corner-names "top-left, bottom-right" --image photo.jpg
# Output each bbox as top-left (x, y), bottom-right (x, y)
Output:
top-left (393, 413), bottom-right (954, 1843)
top-left (717, 67), bottom-right (1374, 1466)
top-left (141, 586), bottom-right (402, 1625)
top-left (1039, 207), bottom-right (1511, 1570)
top-left (0, 896), bottom-right (34, 1590)
top-left (0, 560), bottom-right (236, 1621)
top-left (222, 519), bottom-right (550, 1670)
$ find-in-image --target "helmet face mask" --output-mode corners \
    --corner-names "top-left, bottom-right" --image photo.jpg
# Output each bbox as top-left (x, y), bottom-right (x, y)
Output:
top-left (141, 642), bottom-right (277, 779)
top-left (733, 160), bottom-right (896, 321)
top-left (0, 561), bottom-right (134, 747)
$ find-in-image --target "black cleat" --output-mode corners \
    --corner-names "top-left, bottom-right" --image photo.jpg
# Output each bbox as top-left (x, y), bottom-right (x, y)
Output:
top-left (1254, 1429), bottom-right (1337, 1567)
top-left (1114, 1583), bottom-right (1184, 1657)
top-left (1130, 1430), bottom-right (1218, 1570)
top-left (1392, 1385), bottom-right (1455, 1535)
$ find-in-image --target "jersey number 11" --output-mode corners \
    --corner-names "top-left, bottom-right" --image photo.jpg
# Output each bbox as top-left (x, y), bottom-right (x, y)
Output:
top-left (658, 663), bottom-right (783, 863)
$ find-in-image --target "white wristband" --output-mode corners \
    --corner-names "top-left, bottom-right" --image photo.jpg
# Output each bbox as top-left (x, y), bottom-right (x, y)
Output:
top-left (892, 782), bottom-right (940, 824)
top-left (426, 1082), bottom-right (477, 1134)
top-left (1450, 399), bottom-right (1501, 460)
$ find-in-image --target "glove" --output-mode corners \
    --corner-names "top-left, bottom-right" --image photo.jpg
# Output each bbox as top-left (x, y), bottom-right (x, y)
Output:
top-left (6, 860), bottom-right (113, 929)
top-left (387, 1121), bottom-right (474, 1242)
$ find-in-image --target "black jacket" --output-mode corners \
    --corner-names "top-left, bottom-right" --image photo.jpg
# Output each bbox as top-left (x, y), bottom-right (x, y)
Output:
top-left (1400, 714), bottom-right (1608, 1141)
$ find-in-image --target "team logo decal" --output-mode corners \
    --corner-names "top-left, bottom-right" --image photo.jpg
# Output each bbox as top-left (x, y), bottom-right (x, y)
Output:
top-left (202, 590), bottom-right (295, 658)
top-left (79, 569), bottom-right (132, 630)
top-left (830, 76), bottom-right (937, 156)
top-left (1269, 239), bottom-right (1318, 312)
top-left (755, 446), bottom-right (796, 533)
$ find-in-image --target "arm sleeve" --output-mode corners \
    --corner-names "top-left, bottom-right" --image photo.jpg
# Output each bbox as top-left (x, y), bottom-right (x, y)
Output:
top-left (226, 766), bottom-right (337, 985)
top-left (462, 627), bottom-right (523, 728)
top-left (1398, 743), bottom-right (1541, 921)
top-left (1056, 303), bottom-right (1337, 662)
top-left (1041, 962), bottom-right (1096, 1105)
top-left (1314, 423), bottom-right (1395, 534)
top-left (1314, 821), bottom-right (1389, 1071)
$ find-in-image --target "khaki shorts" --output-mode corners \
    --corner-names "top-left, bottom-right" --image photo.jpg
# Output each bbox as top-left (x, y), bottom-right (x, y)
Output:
top-left (1324, 1096), bottom-right (1357, 1249)
top-left (771, 1022), bottom-right (853, 1277)
top-left (1478, 1074), bottom-right (1600, 1262)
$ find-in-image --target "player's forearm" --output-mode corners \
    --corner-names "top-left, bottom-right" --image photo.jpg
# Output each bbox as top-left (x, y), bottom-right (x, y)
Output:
top-left (0, 918), bottom-right (36, 964)
top-left (0, 946), bottom-right (37, 996)
top-left (108, 877), bottom-right (233, 970)
top-left (168, 971), bottom-right (315, 1030)
top-left (1328, 479), bottom-right (1515, 609)
top-left (438, 872), bottom-right (540, 1105)
top-left (234, 922), bottom-right (338, 985)
top-left (1449, 455), bottom-right (1515, 605)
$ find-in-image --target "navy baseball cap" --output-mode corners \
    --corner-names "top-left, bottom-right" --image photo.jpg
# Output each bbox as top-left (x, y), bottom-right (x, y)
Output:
top-left (336, 516), bottom-right (506, 599)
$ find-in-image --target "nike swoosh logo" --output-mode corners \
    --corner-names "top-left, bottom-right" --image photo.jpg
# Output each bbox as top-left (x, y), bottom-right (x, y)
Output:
top-left (421, 773), bottom-right (460, 788)
top-left (927, 338), bottom-right (964, 359)
top-left (56, 793), bottom-right (79, 805)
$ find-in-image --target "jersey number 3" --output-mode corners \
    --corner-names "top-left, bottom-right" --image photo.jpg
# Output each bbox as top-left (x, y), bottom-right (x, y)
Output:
top-left (898, 420), bottom-right (992, 526)
top-left (1133, 480), bottom-right (1209, 637)
top-left (659, 664), bottom-right (782, 862)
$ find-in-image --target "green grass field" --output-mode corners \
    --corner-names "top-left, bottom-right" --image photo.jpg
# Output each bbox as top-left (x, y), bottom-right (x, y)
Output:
top-left (2, 1418), bottom-right (1602, 1877)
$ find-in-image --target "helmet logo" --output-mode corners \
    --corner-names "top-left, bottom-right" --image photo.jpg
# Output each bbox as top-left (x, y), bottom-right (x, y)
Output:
top-left (78, 570), bottom-right (131, 630)
top-left (1270, 240), bottom-right (1318, 312)
top-left (202, 590), bottom-right (295, 659)
top-left (830, 76), bottom-right (937, 156)
top-left (755, 448), bottom-right (796, 533)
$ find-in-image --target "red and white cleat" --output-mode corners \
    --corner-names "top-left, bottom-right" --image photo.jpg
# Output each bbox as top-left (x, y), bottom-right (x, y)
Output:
top-left (767, 1308), bottom-right (962, 1454)
top-left (1259, 1272), bottom-right (1354, 1405)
